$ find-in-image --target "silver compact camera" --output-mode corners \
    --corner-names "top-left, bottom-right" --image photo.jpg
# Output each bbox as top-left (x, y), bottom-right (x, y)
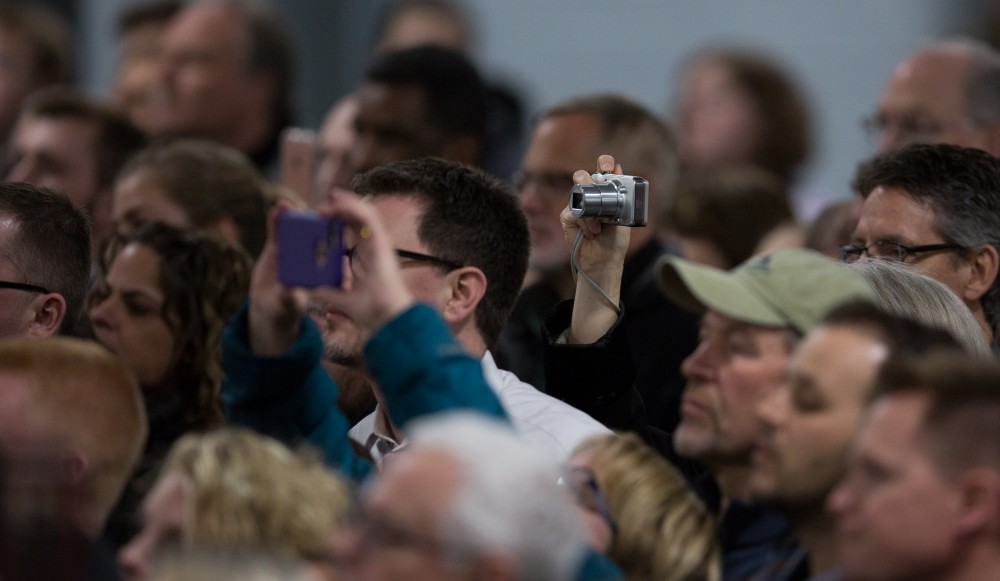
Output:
top-left (569, 172), bottom-right (648, 227)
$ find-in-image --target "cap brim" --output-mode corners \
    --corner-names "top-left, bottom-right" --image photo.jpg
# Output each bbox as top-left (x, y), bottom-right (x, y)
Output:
top-left (655, 256), bottom-right (787, 328)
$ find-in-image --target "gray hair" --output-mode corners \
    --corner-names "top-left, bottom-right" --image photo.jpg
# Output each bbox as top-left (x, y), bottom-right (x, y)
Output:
top-left (408, 413), bottom-right (586, 581)
top-left (847, 260), bottom-right (990, 357)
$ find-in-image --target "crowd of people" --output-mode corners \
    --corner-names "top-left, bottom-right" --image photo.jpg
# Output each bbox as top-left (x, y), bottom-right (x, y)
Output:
top-left (2, 1), bottom-right (1000, 580)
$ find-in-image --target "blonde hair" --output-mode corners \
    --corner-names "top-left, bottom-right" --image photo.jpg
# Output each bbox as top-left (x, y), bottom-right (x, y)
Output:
top-left (573, 433), bottom-right (720, 581)
top-left (0, 337), bottom-right (146, 537)
top-left (162, 428), bottom-right (349, 560)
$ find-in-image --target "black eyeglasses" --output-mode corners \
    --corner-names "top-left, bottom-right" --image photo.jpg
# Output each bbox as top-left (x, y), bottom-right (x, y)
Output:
top-left (345, 246), bottom-right (463, 272)
top-left (839, 241), bottom-right (964, 263)
top-left (0, 280), bottom-right (50, 294)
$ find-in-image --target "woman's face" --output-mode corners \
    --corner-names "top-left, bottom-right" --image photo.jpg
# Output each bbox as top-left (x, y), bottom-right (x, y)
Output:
top-left (89, 243), bottom-right (176, 391)
top-left (677, 58), bottom-right (763, 170)
top-left (118, 471), bottom-right (188, 581)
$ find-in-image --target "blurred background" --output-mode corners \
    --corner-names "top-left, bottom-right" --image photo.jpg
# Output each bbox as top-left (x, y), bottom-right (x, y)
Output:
top-left (37, 0), bottom-right (991, 205)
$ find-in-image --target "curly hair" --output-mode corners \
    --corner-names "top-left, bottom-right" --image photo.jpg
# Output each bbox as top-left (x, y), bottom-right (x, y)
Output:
top-left (95, 222), bottom-right (252, 431)
top-left (162, 428), bottom-right (350, 560)
top-left (572, 433), bottom-right (720, 581)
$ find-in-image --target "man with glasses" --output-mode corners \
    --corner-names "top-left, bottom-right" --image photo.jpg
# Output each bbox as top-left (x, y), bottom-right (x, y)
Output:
top-left (0, 182), bottom-right (90, 338)
top-left (846, 143), bottom-right (1000, 343)
top-left (865, 38), bottom-right (1000, 155)
top-left (497, 93), bottom-right (699, 434)
top-left (224, 157), bottom-right (608, 468)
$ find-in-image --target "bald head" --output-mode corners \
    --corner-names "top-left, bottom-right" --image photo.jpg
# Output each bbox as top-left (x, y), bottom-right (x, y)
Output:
top-left (873, 39), bottom-right (1000, 155)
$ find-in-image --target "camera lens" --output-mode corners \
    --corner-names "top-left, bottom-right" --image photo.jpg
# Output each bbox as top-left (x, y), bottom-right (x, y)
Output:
top-left (569, 183), bottom-right (624, 220)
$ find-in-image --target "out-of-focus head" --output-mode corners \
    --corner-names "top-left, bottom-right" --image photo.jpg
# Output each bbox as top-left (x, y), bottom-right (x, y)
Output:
top-left (374, 0), bottom-right (473, 54)
top-left (148, 0), bottom-right (295, 151)
top-left (656, 249), bottom-right (874, 471)
top-left (148, 549), bottom-right (314, 581)
top-left (351, 45), bottom-right (486, 176)
top-left (751, 302), bottom-right (961, 517)
top-left (847, 259), bottom-right (991, 357)
top-left (0, 181), bottom-right (91, 338)
top-left (869, 38), bottom-right (1000, 156)
top-left (351, 157), bottom-right (528, 352)
top-left (89, 223), bottom-right (251, 430)
top-left (804, 199), bottom-right (860, 260)
top-left (336, 413), bottom-right (586, 581)
top-left (0, 337), bottom-right (146, 539)
top-left (314, 94), bottom-right (359, 195)
top-left (569, 433), bottom-right (719, 581)
top-left (113, 1), bottom-right (183, 131)
top-left (850, 142), bottom-right (1000, 340)
top-left (666, 165), bottom-right (794, 269)
top-left (519, 93), bottom-right (679, 271)
top-left (0, 3), bottom-right (72, 140)
top-left (829, 351), bottom-right (1000, 581)
top-left (113, 139), bottom-right (269, 258)
top-left (676, 47), bottom-right (811, 184)
top-left (119, 428), bottom-right (349, 581)
top-left (6, 87), bottom-right (147, 242)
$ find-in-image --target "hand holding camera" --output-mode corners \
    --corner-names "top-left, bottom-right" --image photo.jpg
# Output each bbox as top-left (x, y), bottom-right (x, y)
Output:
top-left (560, 155), bottom-right (635, 344)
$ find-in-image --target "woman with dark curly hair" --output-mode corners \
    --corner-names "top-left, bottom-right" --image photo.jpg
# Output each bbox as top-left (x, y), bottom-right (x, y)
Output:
top-left (89, 221), bottom-right (252, 547)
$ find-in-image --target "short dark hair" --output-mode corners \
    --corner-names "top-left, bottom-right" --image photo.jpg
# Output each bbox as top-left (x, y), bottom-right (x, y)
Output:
top-left (117, 139), bottom-right (269, 258)
top-left (365, 45), bottom-right (487, 146)
top-left (667, 165), bottom-right (792, 268)
top-left (0, 182), bottom-right (91, 333)
top-left (351, 157), bottom-right (528, 349)
top-left (0, 3), bottom-right (73, 85)
top-left (853, 143), bottom-right (1000, 337)
top-left (22, 87), bottom-right (148, 190)
top-left (541, 93), bottom-right (679, 218)
top-left (872, 351), bottom-right (1000, 477)
top-left (686, 48), bottom-right (812, 183)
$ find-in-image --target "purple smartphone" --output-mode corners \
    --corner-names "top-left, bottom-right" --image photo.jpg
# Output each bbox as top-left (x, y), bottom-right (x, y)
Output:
top-left (277, 210), bottom-right (345, 288)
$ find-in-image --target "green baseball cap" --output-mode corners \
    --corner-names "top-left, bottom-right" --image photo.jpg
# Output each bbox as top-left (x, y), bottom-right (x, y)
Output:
top-left (655, 249), bottom-right (875, 333)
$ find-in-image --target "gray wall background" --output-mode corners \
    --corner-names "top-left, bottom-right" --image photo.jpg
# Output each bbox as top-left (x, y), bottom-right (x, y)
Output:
top-left (76, 0), bottom-right (984, 211)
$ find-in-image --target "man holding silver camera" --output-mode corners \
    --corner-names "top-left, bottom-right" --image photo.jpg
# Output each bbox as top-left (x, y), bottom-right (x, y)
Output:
top-left (497, 94), bottom-right (700, 434)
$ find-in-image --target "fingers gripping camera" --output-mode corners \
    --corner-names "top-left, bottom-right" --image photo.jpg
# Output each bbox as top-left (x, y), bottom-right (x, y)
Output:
top-left (569, 172), bottom-right (648, 227)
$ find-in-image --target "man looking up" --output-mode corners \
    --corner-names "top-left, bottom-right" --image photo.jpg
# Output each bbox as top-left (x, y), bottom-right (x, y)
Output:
top-left (868, 39), bottom-right (1000, 155)
top-left (829, 351), bottom-right (1000, 581)
top-left (847, 143), bottom-right (1000, 342)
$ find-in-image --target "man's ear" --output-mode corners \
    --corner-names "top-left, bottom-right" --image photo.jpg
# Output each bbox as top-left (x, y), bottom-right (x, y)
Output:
top-left (440, 266), bottom-right (487, 326)
top-left (26, 293), bottom-right (67, 338)
top-left (955, 467), bottom-right (1000, 537)
top-left (962, 244), bottom-right (999, 303)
